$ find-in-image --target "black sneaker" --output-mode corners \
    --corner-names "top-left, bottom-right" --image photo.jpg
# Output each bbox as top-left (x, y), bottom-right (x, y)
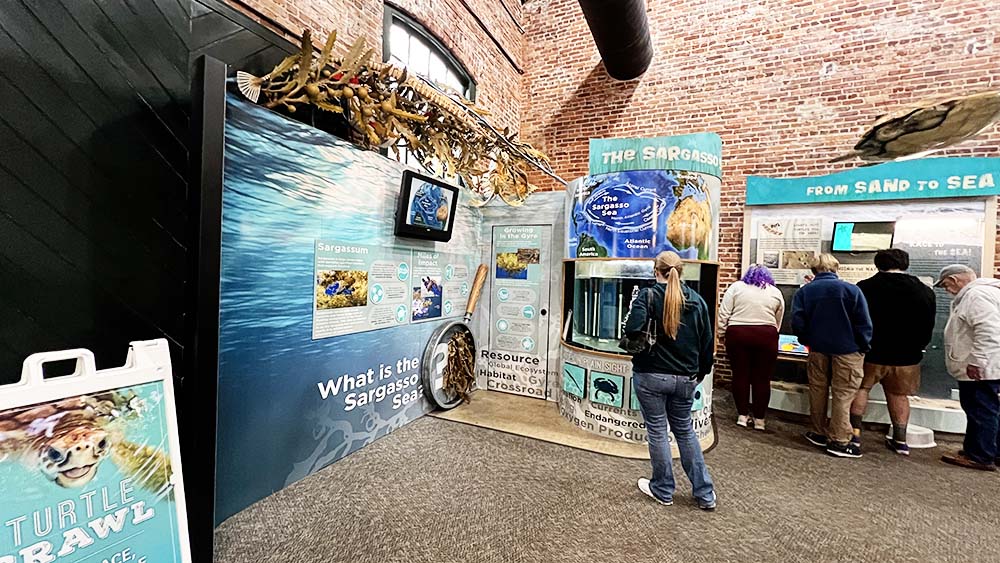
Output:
top-left (885, 438), bottom-right (910, 456)
top-left (804, 431), bottom-right (828, 448)
top-left (826, 440), bottom-right (863, 458)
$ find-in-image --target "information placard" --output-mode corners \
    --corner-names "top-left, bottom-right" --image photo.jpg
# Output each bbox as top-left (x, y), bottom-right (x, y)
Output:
top-left (487, 225), bottom-right (550, 398)
top-left (753, 217), bottom-right (823, 284)
top-left (313, 241), bottom-right (475, 339)
top-left (0, 340), bottom-right (190, 563)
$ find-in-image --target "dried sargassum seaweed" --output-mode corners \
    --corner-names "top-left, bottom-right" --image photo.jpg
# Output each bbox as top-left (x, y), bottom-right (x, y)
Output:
top-left (496, 252), bottom-right (527, 275)
top-left (442, 330), bottom-right (475, 403)
top-left (237, 30), bottom-right (565, 206)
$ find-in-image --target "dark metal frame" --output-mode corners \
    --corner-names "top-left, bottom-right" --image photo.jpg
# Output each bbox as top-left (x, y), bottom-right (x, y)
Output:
top-left (394, 170), bottom-right (462, 242)
top-left (382, 4), bottom-right (477, 101)
top-left (185, 54), bottom-right (227, 562)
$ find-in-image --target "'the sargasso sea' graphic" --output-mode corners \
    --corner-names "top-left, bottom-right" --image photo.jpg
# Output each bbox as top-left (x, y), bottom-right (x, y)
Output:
top-left (0, 383), bottom-right (184, 562)
top-left (409, 182), bottom-right (451, 232)
top-left (568, 170), bottom-right (716, 259)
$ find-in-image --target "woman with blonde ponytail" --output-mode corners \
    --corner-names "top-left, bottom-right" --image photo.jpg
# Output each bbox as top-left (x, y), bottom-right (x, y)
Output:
top-left (623, 251), bottom-right (717, 510)
top-left (660, 254), bottom-right (685, 339)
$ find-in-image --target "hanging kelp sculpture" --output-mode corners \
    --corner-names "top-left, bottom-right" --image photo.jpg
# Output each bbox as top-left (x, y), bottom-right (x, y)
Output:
top-left (237, 30), bottom-right (564, 206)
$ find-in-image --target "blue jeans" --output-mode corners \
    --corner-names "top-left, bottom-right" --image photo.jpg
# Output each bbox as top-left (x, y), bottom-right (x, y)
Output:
top-left (958, 380), bottom-right (1000, 464)
top-left (633, 371), bottom-right (715, 504)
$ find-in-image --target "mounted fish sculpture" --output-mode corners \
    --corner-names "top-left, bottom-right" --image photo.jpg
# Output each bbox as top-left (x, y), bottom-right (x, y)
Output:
top-left (236, 30), bottom-right (564, 206)
top-left (831, 90), bottom-right (1000, 163)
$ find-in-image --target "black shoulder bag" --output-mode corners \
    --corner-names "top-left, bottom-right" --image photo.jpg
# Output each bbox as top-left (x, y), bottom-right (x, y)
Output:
top-left (618, 287), bottom-right (658, 354)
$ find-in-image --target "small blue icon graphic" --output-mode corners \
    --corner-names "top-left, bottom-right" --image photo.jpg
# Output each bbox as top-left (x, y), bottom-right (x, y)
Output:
top-left (497, 288), bottom-right (510, 302)
top-left (445, 264), bottom-right (455, 280)
top-left (444, 301), bottom-right (454, 315)
top-left (395, 304), bottom-right (408, 323)
top-left (370, 284), bottom-right (385, 304)
top-left (496, 319), bottom-right (510, 332)
top-left (522, 305), bottom-right (535, 319)
top-left (397, 263), bottom-right (409, 281)
top-left (521, 336), bottom-right (535, 351)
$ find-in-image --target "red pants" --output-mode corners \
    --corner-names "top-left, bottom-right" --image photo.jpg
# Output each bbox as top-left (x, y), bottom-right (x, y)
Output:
top-left (725, 325), bottom-right (778, 419)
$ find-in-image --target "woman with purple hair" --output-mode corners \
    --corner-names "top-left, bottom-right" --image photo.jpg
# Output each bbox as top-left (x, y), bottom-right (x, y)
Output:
top-left (718, 264), bottom-right (785, 430)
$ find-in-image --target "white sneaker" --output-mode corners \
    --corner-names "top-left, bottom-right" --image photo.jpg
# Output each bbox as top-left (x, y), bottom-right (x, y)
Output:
top-left (736, 415), bottom-right (749, 428)
top-left (637, 478), bottom-right (672, 506)
top-left (753, 418), bottom-right (766, 431)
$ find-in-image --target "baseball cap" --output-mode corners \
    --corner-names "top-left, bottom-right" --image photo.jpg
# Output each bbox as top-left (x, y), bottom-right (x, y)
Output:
top-left (933, 264), bottom-right (975, 287)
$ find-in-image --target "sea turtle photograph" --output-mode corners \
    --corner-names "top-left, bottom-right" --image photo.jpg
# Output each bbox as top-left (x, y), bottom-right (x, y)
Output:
top-left (0, 388), bottom-right (172, 493)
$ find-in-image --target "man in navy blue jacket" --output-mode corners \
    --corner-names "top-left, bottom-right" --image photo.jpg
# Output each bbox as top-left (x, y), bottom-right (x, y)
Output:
top-left (792, 254), bottom-right (873, 458)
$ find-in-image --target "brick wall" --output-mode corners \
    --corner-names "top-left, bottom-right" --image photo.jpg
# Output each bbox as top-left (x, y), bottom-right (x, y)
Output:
top-left (225, 0), bottom-right (525, 131)
top-left (522, 0), bottom-right (1000, 381)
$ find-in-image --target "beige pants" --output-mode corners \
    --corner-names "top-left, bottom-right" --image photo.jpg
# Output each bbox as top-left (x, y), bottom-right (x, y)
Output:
top-left (807, 351), bottom-right (864, 444)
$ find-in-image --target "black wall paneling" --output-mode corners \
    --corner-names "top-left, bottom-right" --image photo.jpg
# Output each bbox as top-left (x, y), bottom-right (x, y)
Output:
top-left (0, 0), bottom-right (296, 385)
top-left (192, 0), bottom-right (297, 78)
top-left (0, 0), bottom-right (191, 381)
top-left (0, 0), bottom-right (298, 559)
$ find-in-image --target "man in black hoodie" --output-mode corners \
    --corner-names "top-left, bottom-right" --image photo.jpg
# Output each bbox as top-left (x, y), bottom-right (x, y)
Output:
top-left (849, 249), bottom-right (936, 455)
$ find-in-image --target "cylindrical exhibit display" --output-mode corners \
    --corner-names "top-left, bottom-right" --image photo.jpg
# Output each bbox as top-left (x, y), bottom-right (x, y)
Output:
top-left (559, 133), bottom-right (722, 454)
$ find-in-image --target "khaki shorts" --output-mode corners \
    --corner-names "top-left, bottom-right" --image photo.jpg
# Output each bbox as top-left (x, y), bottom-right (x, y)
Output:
top-left (860, 363), bottom-right (921, 396)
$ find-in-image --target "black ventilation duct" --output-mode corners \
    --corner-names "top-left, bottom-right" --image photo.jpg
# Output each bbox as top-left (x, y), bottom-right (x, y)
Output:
top-left (577, 0), bottom-right (653, 81)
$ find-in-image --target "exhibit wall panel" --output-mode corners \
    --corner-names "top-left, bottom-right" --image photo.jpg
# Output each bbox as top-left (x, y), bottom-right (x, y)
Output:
top-left (745, 199), bottom-right (990, 400)
top-left (214, 95), bottom-right (482, 523)
top-left (475, 192), bottom-right (566, 400)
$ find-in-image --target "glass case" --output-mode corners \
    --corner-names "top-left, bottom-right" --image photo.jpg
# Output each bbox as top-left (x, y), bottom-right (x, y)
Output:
top-left (562, 259), bottom-right (719, 354)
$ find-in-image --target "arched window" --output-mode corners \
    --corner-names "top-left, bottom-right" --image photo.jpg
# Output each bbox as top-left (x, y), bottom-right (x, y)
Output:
top-left (382, 6), bottom-right (476, 170)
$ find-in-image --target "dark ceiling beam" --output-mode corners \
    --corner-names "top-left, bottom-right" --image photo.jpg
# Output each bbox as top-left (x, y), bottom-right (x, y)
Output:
top-left (577, 0), bottom-right (653, 81)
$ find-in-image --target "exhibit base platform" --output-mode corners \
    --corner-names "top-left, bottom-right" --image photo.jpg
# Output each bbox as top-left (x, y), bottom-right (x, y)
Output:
top-left (769, 382), bottom-right (967, 434)
top-left (429, 390), bottom-right (650, 459)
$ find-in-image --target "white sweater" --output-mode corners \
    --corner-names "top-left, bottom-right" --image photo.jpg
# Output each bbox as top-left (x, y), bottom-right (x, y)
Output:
top-left (718, 281), bottom-right (785, 331)
top-left (944, 278), bottom-right (1000, 381)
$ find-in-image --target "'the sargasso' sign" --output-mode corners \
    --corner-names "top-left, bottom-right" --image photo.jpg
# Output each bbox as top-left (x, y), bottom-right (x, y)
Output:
top-left (589, 133), bottom-right (722, 177)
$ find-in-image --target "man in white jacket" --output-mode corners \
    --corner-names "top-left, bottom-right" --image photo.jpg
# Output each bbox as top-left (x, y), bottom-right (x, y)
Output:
top-left (935, 264), bottom-right (1000, 471)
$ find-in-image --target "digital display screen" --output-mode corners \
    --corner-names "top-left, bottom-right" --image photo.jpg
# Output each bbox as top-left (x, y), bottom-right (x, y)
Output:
top-left (778, 334), bottom-right (809, 355)
top-left (831, 221), bottom-right (895, 252)
top-left (406, 179), bottom-right (454, 232)
top-left (394, 170), bottom-right (460, 242)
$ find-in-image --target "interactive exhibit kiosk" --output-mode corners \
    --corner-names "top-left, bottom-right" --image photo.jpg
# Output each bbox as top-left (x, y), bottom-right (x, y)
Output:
top-left (472, 133), bottom-right (723, 456)
top-left (555, 135), bottom-right (722, 452)
top-left (744, 157), bottom-right (1000, 433)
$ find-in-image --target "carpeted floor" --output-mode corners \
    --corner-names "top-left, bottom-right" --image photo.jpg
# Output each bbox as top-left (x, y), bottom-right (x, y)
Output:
top-left (214, 394), bottom-right (1000, 563)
